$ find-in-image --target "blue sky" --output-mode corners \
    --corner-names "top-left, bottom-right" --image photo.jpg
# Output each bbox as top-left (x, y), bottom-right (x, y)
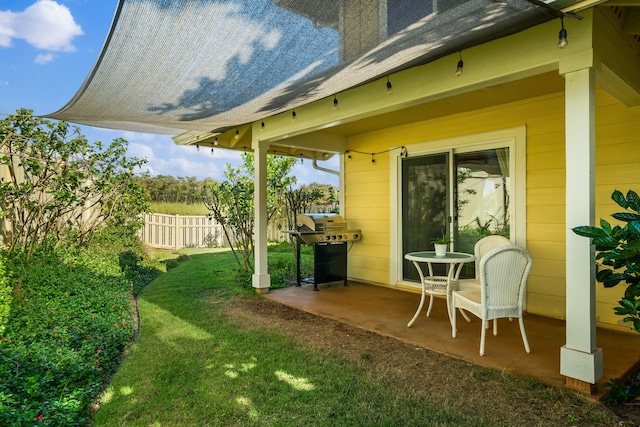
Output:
top-left (0, 0), bottom-right (338, 185)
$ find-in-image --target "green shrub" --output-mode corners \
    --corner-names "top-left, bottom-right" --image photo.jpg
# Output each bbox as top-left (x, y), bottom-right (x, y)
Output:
top-left (163, 254), bottom-right (191, 271)
top-left (0, 251), bottom-right (10, 336)
top-left (605, 371), bottom-right (640, 405)
top-left (0, 229), bottom-right (161, 426)
top-left (267, 243), bottom-right (314, 289)
top-left (573, 189), bottom-right (640, 332)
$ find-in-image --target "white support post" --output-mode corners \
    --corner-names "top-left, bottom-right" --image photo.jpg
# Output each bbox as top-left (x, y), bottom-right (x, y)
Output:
top-left (560, 67), bottom-right (602, 391)
top-left (252, 139), bottom-right (271, 293)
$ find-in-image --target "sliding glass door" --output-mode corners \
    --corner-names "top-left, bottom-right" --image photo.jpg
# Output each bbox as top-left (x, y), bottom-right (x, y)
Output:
top-left (454, 148), bottom-right (510, 254)
top-left (401, 147), bottom-right (511, 282)
top-left (401, 153), bottom-right (450, 281)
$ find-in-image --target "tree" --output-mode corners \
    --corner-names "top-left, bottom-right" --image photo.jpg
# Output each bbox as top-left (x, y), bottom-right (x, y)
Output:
top-left (283, 184), bottom-right (325, 260)
top-left (0, 109), bottom-right (149, 258)
top-left (573, 189), bottom-right (640, 332)
top-left (201, 153), bottom-right (298, 271)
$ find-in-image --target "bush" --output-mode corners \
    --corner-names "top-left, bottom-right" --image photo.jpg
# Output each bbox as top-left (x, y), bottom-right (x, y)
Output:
top-left (573, 189), bottom-right (640, 332)
top-left (0, 251), bottom-right (10, 336)
top-left (0, 109), bottom-right (149, 258)
top-left (268, 242), bottom-right (313, 289)
top-left (605, 372), bottom-right (640, 405)
top-left (0, 230), bottom-right (161, 426)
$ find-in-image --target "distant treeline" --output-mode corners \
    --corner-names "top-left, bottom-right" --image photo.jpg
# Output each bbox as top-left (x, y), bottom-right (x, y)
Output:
top-left (136, 175), bottom-right (338, 206)
top-left (136, 175), bottom-right (214, 205)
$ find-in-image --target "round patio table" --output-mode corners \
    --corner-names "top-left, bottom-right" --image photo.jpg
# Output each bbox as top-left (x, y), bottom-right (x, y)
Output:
top-left (404, 251), bottom-right (475, 327)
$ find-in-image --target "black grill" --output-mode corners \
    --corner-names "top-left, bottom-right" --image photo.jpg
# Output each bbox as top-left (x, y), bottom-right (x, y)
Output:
top-left (284, 214), bottom-right (361, 291)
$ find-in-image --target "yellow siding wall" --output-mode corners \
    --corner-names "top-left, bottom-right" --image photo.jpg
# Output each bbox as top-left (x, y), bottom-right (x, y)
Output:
top-left (594, 90), bottom-right (640, 327)
top-left (344, 87), bottom-right (640, 329)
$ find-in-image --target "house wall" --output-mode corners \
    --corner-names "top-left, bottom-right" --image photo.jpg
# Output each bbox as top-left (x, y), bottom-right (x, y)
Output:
top-left (344, 86), bottom-right (640, 331)
top-left (341, 0), bottom-right (380, 62)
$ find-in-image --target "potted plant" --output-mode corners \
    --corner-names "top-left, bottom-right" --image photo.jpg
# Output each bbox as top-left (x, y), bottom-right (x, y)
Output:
top-left (431, 231), bottom-right (451, 256)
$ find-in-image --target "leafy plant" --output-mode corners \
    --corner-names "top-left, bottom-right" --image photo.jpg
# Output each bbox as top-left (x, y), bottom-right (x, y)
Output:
top-left (0, 227), bottom-right (161, 426)
top-left (0, 109), bottom-right (149, 259)
top-left (201, 153), bottom-right (298, 271)
top-left (572, 189), bottom-right (640, 332)
top-left (431, 231), bottom-right (451, 245)
top-left (604, 369), bottom-right (640, 405)
top-left (0, 251), bottom-right (9, 336)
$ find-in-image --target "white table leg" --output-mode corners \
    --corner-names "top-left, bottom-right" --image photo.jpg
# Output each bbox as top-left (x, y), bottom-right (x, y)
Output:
top-left (407, 260), bottom-right (428, 327)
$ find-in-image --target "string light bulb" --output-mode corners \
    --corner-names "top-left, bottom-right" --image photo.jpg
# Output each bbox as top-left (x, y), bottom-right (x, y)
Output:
top-left (333, 96), bottom-right (339, 110)
top-left (196, 143), bottom-right (200, 151)
top-left (211, 148), bottom-right (214, 155)
top-left (261, 121), bottom-right (265, 131)
top-left (292, 110), bottom-right (297, 121)
top-left (455, 51), bottom-right (464, 76)
top-left (558, 17), bottom-right (568, 48)
top-left (386, 76), bottom-right (393, 95)
top-left (214, 137), bottom-right (219, 146)
top-left (234, 129), bottom-right (239, 140)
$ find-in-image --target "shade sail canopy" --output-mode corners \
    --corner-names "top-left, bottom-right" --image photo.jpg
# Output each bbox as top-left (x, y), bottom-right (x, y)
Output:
top-left (47, 0), bottom-right (560, 135)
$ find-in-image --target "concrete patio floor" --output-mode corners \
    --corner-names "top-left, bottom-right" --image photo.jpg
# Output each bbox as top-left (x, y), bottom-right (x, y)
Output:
top-left (264, 280), bottom-right (640, 400)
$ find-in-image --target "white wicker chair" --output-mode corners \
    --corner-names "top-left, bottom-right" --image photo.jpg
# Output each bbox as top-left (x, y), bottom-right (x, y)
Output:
top-left (457, 235), bottom-right (512, 291)
top-left (455, 235), bottom-right (512, 325)
top-left (451, 245), bottom-right (533, 356)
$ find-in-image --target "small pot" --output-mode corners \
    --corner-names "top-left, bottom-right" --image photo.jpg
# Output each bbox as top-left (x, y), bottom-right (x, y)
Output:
top-left (434, 244), bottom-right (447, 256)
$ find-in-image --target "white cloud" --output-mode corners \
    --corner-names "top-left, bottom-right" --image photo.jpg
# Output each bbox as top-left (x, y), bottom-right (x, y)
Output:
top-left (0, 1), bottom-right (83, 51)
top-left (127, 142), bottom-right (157, 162)
top-left (121, 131), bottom-right (158, 142)
top-left (291, 157), bottom-right (339, 187)
top-left (0, 11), bottom-right (16, 47)
top-left (123, 133), bottom-right (242, 181)
top-left (81, 127), bottom-right (336, 184)
top-left (34, 53), bottom-right (53, 64)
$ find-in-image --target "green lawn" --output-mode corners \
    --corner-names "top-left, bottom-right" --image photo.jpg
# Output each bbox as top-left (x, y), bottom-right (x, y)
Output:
top-left (91, 250), bottom-right (483, 426)
top-left (87, 247), bottom-right (626, 426)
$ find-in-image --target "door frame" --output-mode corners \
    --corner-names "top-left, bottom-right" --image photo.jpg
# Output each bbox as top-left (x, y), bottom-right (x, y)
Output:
top-left (390, 126), bottom-right (527, 288)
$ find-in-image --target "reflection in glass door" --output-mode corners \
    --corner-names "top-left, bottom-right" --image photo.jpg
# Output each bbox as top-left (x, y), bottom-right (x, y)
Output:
top-left (401, 153), bottom-right (449, 281)
top-left (401, 147), bottom-right (511, 282)
top-left (454, 148), bottom-right (511, 278)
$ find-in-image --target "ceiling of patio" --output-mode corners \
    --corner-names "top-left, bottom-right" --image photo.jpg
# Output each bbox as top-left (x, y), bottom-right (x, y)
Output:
top-left (46, 0), bottom-right (565, 136)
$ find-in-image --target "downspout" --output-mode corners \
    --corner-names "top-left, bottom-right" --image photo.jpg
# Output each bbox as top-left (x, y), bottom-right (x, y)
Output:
top-left (312, 159), bottom-right (343, 215)
top-left (312, 159), bottom-right (339, 177)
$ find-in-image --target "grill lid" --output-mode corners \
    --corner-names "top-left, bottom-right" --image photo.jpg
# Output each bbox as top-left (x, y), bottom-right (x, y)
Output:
top-left (297, 213), bottom-right (347, 232)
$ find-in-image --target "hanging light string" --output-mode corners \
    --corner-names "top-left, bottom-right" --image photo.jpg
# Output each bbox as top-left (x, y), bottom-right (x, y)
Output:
top-left (345, 146), bottom-right (408, 163)
top-left (455, 51), bottom-right (464, 76)
top-left (558, 16), bottom-right (568, 48)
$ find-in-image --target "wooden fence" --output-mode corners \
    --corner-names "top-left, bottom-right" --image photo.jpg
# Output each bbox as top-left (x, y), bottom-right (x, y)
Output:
top-left (138, 213), bottom-right (225, 249)
top-left (139, 213), bottom-right (293, 249)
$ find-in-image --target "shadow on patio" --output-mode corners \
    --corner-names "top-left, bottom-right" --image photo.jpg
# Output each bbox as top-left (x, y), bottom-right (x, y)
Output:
top-left (264, 280), bottom-right (640, 400)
